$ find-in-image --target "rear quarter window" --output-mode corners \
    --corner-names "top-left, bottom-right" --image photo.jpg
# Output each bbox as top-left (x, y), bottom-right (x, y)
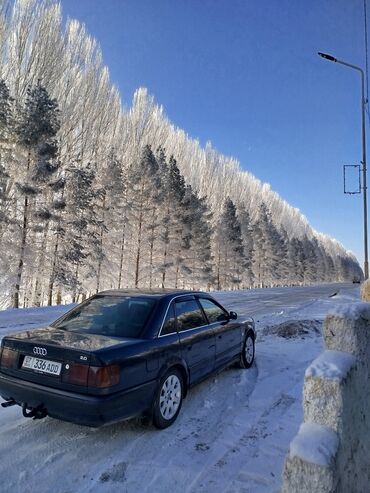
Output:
top-left (161, 304), bottom-right (176, 336)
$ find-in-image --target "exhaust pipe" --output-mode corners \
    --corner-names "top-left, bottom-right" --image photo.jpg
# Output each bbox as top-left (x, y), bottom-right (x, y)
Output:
top-left (22, 403), bottom-right (48, 420)
top-left (1, 399), bottom-right (16, 408)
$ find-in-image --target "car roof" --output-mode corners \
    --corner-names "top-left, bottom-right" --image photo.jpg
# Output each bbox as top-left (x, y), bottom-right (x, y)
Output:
top-left (97, 289), bottom-right (208, 300)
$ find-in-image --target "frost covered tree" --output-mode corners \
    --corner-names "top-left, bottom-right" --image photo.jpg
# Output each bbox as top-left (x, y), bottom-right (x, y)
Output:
top-left (12, 82), bottom-right (59, 308)
top-left (289, 237), bottom-right (305, 285)
top-left (98, 149), bottom-right (126, 291)
top-left (62, 160), bottom-right (102, 302)
top-left (157, 152), bottom-right (186, 288)
top-left (46, 172), bottom-right (66, 305)
top-left (237, 204), bottom-right (254, 287)
top-left (0, 79), bottom-right (13, 229)
top-left (252, 204), bottom-right (280, 287)
top-left (181, 186), bottom-right (213, 289)
top-left (125, 145), bottom-right (160, 288)
top-left (214, 197), bottom-right (246, 290)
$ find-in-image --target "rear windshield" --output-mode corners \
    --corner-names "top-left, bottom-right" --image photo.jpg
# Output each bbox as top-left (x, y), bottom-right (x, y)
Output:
top-left (53, 295), bottom-right (156, 338)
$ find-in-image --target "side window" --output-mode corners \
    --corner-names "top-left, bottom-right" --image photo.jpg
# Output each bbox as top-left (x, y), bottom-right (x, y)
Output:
top-left (161, 304), bottom-right (176, 336)
top-left (198, 298), bottom-right (229, 324)
top-left (175, 300), bottom-right (207, 332)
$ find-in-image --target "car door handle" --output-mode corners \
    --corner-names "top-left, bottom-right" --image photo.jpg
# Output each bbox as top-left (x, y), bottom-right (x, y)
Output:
top-left (218, 335), bottom-right (222, 339)
top-left (187, 345), bottom-right (192, 350)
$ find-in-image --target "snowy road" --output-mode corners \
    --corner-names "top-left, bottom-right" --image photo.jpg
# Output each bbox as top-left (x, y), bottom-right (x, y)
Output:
top-left (213, 282), bottom-right (351, 319)
top-left (0, 283), bottom-right (360, 493)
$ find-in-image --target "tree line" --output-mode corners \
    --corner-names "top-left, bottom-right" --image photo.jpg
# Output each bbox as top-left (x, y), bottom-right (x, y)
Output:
top-left (0, 0), bottom-right (362, 308)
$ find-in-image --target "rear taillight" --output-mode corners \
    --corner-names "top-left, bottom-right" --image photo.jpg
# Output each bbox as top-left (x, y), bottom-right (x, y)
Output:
top-left (62, 363), bottom-right (120, 388)
top-left (62, 363), bottom-right (89, 386)
top-left (88, 365), bottom-right (120, 388)
top-left (0, 347), bottom-right (18, 369)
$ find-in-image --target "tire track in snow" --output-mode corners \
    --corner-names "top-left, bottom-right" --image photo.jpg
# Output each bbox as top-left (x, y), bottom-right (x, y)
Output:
top-left (185, 341), bottom-right (321, 493)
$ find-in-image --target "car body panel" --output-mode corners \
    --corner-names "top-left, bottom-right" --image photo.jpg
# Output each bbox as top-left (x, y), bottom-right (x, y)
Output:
top-left (0, 371), bottom-right (157, 427)
top-left (178, 325), bottom-right (216, 384)
top-left (212, 320), bottom-right (243, 370)
top-left (0, 289), bottom-right (255, 427)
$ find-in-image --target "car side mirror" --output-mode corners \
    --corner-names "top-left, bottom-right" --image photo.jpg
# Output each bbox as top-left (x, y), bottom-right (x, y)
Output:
top-left (229, 311), bottom-right (237, 320)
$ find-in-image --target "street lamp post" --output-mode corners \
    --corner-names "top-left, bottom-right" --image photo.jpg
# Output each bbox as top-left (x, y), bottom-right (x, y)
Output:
top-left (318, 52), bottom-right (369, 279)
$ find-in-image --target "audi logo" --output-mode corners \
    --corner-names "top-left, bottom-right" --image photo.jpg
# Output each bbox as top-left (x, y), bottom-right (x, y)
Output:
top-left (33, 347), bottom-right (47, 356)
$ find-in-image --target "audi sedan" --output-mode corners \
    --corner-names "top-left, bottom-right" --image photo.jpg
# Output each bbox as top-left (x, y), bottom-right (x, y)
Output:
top-left (0, 290), bottom-right (255, 428)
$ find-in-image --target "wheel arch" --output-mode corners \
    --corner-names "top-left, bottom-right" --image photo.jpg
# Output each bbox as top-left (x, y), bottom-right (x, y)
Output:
top-left (157, 359), bottom-right (189, 398)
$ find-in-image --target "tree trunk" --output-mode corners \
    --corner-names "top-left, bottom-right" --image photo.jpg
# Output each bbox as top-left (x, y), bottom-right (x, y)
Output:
top-left (161, 244), bottom-right (167, 289)
top-left (72, 264), bottom-right (79, 303)
top-left (134, 182), bottom-right (146, 289)
top-left (118, 226), bottom-right (126, 289)
top-left (56, 288), bottom-right (62, 305)
top-left (13, 151), bottom-right (32, 308)
top-left (33, 224), bottom-right (49, 307)
top-left (96, 196), bottom-right (106, 293)
top-left (216, 246), bottom-right (221, 290)
top-left (134, 210), bottom-right (143, 288)
top-left (148, 208), bottom-right (156, 289)
top-left (48, 238), bottom-right (59, 306)
top-left (96, 229), bottom-right (104, 293)
top-left (13, 194), bottom-right (29, 308)
top-left (47, 183), bottom-right (65, 306)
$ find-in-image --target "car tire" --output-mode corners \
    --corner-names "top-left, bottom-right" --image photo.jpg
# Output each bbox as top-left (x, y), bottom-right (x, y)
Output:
top-left (153, 368), bottom-right (183, 429)
top-left (239, 331), bottom-right (255, 369)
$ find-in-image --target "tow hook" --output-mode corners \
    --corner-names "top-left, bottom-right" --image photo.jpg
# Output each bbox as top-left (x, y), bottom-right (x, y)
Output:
top-left (1, 399), bottom-right (16, 408)
top-left (22, 403), bottom-right (47, 420)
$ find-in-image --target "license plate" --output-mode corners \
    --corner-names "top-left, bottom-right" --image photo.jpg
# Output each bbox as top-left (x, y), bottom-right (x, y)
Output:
top-left (22, 355), bottom-right (62, 376)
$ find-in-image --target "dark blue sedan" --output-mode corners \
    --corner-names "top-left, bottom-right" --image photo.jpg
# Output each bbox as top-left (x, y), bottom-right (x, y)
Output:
top-left (0, 290), bottom-right (256, 428)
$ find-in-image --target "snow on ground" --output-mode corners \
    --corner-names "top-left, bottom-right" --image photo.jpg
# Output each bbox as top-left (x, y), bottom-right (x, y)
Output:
top-left (0, 283), bottom-right (360, 493)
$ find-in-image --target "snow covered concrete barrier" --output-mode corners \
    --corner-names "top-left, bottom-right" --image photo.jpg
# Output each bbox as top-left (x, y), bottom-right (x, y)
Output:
top-left (282, 303), bottom-right (370, 493)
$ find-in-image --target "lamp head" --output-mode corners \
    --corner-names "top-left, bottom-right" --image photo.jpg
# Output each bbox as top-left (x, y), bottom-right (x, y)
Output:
top-left (318, 52), bottom-right (337, 62)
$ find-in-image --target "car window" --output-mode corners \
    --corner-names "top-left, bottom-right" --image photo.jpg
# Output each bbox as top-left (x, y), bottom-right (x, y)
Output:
top-left (161, 304), bottom-right (176, 336)
top-left (53, 295), bottom-right (156, 338)
top-left (198, 298), bottom-right (229, 323)
top-left (175, 300), bottom-right (207, 332)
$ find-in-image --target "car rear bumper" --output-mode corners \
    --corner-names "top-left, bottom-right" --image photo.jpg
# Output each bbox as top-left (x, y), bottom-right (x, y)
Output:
top-left (0, 372), bottom-right (157, 427)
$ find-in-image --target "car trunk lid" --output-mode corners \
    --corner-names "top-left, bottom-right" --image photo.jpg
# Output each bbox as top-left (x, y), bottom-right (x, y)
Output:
top-left (0, 327), bottom-right (134, 392)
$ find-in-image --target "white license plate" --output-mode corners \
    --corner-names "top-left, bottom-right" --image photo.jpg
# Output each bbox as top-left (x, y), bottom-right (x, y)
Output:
top-left (22, 355), bottom-right (62, 376)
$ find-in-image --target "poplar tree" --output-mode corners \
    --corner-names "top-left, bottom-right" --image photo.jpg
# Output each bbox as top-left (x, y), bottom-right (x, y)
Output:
top-left (290, 237), bottom-right (305, 285)
top-left (157, 153), bottom-right (186, 288)
top-left (238, 204), bottom-right (254, 287)
top-left (0, 79), bottom-right (13, 229)
top-left (13, 82), bottom-right (59, 308)
top-left (63, 160), bottom-right (102, 302)
top-left (303, 236), bottom-right (318, 284)
top-left (183, 186), bottom-right (213, 289)
top-left (126, 145), bottom-right (159, 288)
top-left (214, 197), bottom-right (245, 289)
top-left (99, 149), bottom-right (126, 290)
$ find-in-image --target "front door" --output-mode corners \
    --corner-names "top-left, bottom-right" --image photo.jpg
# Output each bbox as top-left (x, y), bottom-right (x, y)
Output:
top-left (198, 297), bottom-right (242, 369)
top-left (175, 297), bottom-right (216, 384)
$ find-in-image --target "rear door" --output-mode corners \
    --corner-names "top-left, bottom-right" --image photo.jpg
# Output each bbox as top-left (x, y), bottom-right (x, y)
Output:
top-left (198, 297), bottom-right (242, 370)
top-left (175, 297), bottom-right (216, 384)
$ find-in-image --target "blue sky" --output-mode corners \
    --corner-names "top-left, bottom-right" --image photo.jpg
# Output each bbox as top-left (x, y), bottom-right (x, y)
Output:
top-left (61, 0), bottom-right (368, 266)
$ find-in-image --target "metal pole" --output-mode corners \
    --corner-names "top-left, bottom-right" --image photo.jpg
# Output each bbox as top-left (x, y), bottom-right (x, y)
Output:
top-left (341, 64), bottom-right (369, 278)
top-left (360, 70), bottom-right (369, 278)
top-left (318, 53), bottom-right (369, 279)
